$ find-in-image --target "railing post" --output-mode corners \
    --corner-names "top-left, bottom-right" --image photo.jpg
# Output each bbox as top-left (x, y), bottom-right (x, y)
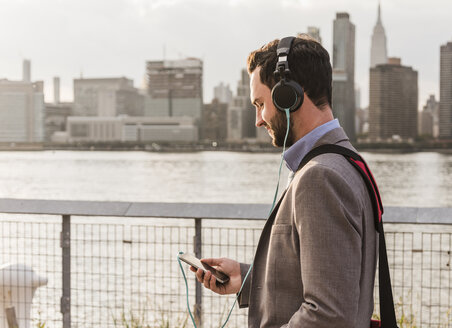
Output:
top-left (5, 307), bottom-right (18, 328)
top-left (60, 215), bottom-right (71, 328)
top-left (194, 218), bottom-right (202, 327)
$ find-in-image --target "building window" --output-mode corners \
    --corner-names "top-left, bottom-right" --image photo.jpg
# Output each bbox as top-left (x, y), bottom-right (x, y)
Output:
top-left (71, 124), bottom-right (89, 137)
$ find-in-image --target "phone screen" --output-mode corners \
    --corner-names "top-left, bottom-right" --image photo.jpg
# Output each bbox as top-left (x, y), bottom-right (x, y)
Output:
top-left (179, 253), bottom-right (230, 284)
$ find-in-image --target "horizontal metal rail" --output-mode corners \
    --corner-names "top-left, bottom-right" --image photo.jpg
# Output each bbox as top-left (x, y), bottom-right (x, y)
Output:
top-left (0, 198), bottom-right (452, 223)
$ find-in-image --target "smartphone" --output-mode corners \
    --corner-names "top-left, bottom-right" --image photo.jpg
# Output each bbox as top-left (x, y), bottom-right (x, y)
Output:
top-left (179, 253), bottom-right (230, 284)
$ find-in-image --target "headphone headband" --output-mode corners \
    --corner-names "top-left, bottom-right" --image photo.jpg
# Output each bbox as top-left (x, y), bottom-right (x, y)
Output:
top-left (275, 36), bottom-right (296, 76)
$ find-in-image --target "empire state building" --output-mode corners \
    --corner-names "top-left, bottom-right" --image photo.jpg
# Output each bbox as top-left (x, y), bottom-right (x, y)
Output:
top-left (370, 2), bottom-right (388, 67)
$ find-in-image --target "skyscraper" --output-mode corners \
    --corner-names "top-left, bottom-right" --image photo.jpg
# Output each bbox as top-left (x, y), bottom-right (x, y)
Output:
top-left (369, 58), bottom-right (418, 141)
top-left (307, 27), bottom-right (322, 44)
top-left (146, 58), bottom-right (203, 119)
top-left (227, 69), bottom-right (255, 141)
top-left (419, 95), bottom-right (439, 138)
top-left (297, 27), bottom-right (322, 44)
top-left (332, 12), bottom-right (356, 141)
top-left (213, 82), bottom-right (233, 104)
top-left (439, 42), bottom-right (452, 139)
top-left (370, 2), bottom-right (388, 68)
top-left (201, 99), bottom-right (228, 141)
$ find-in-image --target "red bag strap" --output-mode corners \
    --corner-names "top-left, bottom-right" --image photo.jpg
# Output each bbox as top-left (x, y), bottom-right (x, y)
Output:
top-left (298, 144), bottom-right (398, 328)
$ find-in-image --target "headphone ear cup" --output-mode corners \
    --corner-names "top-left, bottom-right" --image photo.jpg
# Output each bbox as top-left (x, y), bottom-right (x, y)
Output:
top-left (271, 80), bottom-right (304, 112)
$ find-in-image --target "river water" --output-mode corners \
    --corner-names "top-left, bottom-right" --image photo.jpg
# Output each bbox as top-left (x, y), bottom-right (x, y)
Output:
top-left (0, 150), bottom-right (451, 207)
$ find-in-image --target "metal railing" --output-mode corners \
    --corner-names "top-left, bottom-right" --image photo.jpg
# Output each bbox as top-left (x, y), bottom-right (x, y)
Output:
top-left (0, 198), bottom-right (451, 328)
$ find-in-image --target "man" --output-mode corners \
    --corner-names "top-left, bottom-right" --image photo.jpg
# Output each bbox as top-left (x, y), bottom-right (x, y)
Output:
top-left (191, 36), bottom-right (377, 327)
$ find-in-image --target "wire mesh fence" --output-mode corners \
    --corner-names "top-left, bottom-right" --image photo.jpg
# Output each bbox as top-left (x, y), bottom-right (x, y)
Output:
top-left (0, 215), bottom-right (62, 327)
top-left (0, 208), bottom-right (451, 328)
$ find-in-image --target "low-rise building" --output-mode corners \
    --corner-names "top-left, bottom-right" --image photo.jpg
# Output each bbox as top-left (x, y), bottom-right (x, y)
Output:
top-left (44, 103), bottom-right (72, 142)
top-left (0, 79), bottom-right (44, 142)
top-left (66, 116), bottom-right (198, 143)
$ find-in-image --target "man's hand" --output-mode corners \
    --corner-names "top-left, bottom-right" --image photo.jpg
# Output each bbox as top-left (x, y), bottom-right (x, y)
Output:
top-left (189, 258), bottom-right (241, 295)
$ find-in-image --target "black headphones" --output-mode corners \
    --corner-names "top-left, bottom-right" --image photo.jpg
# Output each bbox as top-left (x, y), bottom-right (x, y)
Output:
top-left (271, 36), bottom-right (304, 113)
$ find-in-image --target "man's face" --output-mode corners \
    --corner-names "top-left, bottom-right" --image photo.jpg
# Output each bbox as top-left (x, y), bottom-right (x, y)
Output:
top-left (250, 67), bottom-right (294, 147)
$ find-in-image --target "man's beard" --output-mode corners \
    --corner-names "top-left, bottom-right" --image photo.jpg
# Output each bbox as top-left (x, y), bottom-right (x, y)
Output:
top-left (266, 111), bottom-right (295, 147)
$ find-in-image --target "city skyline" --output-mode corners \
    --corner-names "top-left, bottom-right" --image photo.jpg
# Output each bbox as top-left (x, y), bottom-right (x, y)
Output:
top-left (0, 0), bottom-right (450, 110)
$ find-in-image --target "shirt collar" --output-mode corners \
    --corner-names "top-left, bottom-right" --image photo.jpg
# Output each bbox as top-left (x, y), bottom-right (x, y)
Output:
top-left (283, 119), bottom-right (340, 172)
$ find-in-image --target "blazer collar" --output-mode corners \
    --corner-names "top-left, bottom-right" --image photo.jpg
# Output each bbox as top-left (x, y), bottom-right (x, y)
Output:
top-left (268, 128), bottom-right (351, 224)
top-left (312, 127), bottom-right (350, 148)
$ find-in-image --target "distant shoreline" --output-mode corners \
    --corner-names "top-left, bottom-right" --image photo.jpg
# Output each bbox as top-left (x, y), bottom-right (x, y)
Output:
top-left (1, 141), bottom-right (452, 154)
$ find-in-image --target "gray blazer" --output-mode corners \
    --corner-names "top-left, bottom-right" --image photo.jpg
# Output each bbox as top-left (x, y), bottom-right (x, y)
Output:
top-left (238, 128), bottom-right (378, 328)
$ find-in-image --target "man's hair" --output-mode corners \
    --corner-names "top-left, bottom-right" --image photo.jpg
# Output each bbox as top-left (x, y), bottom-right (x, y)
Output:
top-left (247, 35), bottom-right (332, 109)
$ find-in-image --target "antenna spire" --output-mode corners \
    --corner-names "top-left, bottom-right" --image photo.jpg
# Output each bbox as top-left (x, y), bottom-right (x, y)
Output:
top-left (378, 1), bottom-right (381, 23)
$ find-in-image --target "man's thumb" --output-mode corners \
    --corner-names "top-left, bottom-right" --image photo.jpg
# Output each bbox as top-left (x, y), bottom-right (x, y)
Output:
top-left (200, 258), bottom-right (220, 267)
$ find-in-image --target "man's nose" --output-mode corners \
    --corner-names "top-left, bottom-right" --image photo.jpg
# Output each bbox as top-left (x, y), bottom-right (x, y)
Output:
top-left (255, 110), bottom-right (264, 127)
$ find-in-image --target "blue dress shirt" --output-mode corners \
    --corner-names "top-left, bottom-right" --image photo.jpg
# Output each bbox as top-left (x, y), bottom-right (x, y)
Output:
top-left (283, 119), bottom-right (340, 173)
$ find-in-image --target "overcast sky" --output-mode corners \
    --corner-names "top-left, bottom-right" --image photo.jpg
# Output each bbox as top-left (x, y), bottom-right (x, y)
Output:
top-left (0, 0), bottom-right (451, 109)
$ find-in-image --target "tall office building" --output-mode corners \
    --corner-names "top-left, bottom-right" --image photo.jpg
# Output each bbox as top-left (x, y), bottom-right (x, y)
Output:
top-left (307, 27), bottom-right (322, 44)
top-left (439, 42), bottom-right (452, 139)
top-left (419, 95), bottom-right (439, 137)
top-left (227, 69), bottom-right (255, 141)
top-left (370, 2), bottom-right (388, 68)
top-left (355, 86), bottom-right (369, 135)
top-left (355, 86), bottom-right (361, 110)
top-left (369, 58), bottom-right (418, 141)
top-left (356, 108), bottom-right (369, 135)
top-left (145, 58), bottom-right (203, 119)
top-left (297, 27), bottom-right (322, 44)
top-left (213, 82), bottom-right (233, 104)
top-left (332, 12), bottom-right (356, 141)
top-left (201, 99), bottom-right (228, 141)
top-left (0, 79), bottom-right (44, 142)
top-left (74, 77), bottom-right (143, 117)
